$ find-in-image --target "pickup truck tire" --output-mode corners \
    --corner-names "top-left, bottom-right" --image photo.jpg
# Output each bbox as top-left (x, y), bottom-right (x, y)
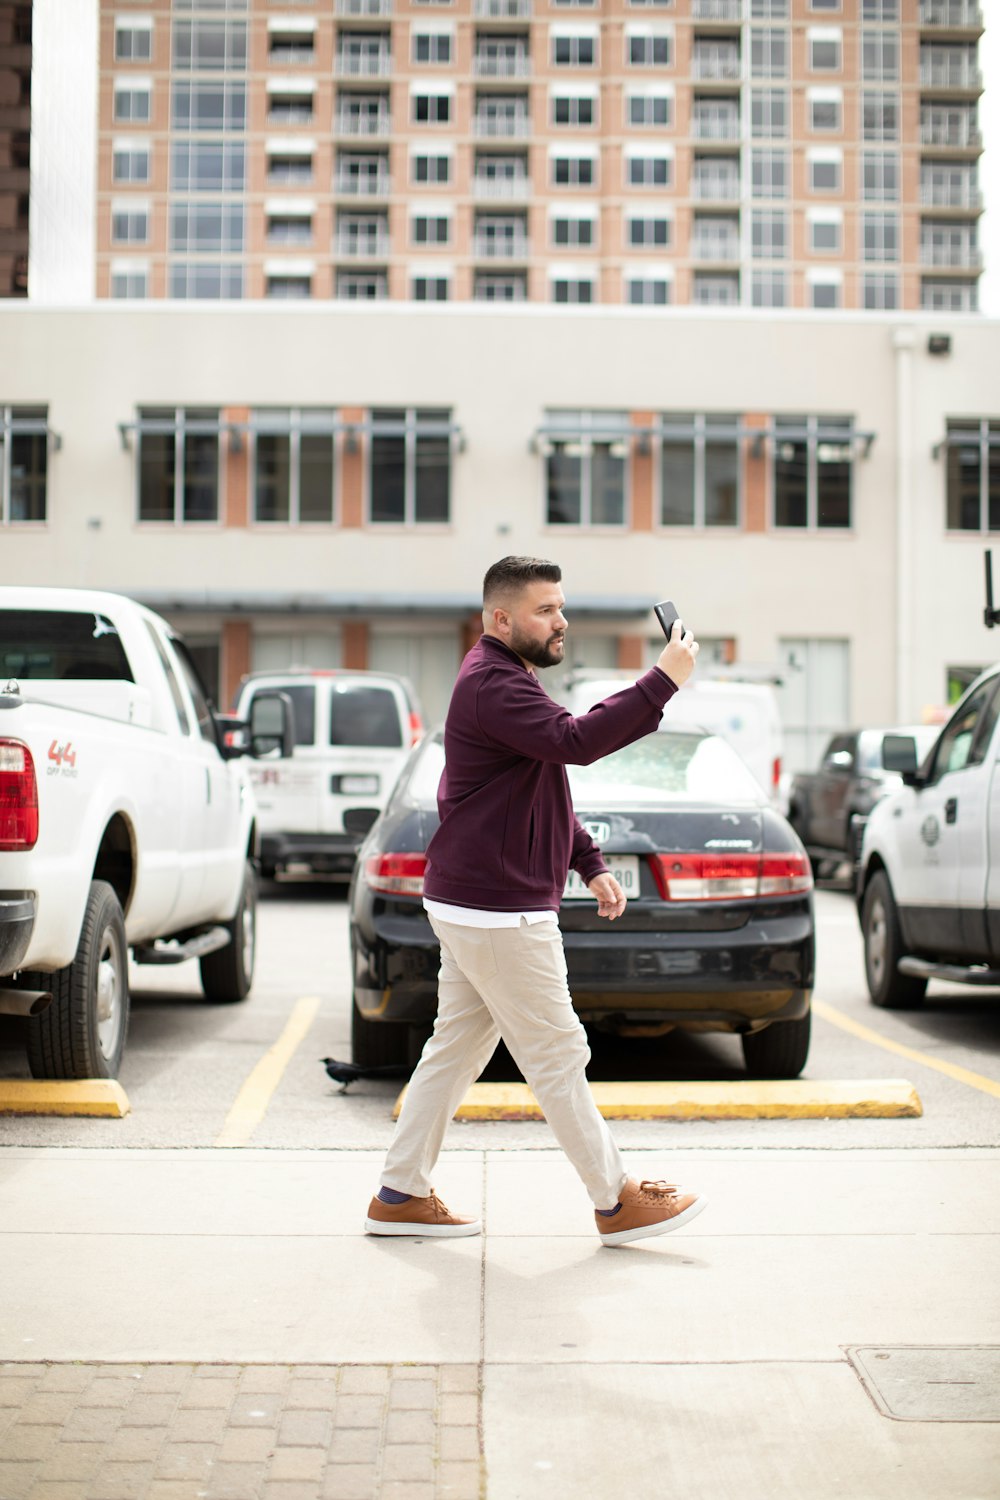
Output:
top-left (862, 870), bottom-right (928, 1009)
top-left (25, 881), bottom-right (129, 1081)
top-left (200, 860), bottom-right (257, 1004)
top-left (351, 997), bottom-right (410, 1069)
top-left (740, 1011), bottom-right (811, 1079)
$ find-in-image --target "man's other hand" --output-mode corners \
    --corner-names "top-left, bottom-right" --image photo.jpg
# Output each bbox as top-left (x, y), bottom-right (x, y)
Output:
top-left (588, 872), bottom-right (627, 921)
top-left (657, 621), bottom-right (699, 687)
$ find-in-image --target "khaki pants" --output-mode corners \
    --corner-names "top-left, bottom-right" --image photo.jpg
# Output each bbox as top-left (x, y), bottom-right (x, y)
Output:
top-left (381, 915), bottom-right (628, 1210)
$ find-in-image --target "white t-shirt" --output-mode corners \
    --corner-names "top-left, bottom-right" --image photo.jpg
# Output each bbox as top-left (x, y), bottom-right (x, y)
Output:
top-left (423, 898), bottom-right (557, 929)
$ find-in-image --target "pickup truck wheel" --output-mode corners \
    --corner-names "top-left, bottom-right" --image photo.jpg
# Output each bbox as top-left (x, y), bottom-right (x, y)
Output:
top-left (351, 996), bottom-right (410, 1069)
top-left (200, 860), bottom-right (257, 1004)
top-left (25, 881), bottom-right (129, 1081)
top-left (862, 870), bottom-right (927, 1009)
top-left (741, 1012), bottom-right (811, 1079)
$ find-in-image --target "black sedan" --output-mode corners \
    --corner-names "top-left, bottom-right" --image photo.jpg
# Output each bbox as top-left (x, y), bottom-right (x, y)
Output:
top-left (348, 728), bottom-right (815, 1079)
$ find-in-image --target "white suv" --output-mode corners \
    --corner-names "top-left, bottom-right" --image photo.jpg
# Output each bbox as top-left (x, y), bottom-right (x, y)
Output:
top-left (234, 669), bottom-right (423, 879)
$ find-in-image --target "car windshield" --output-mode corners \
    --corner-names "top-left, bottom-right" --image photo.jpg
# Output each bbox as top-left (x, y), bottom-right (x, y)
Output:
top-left (406, 730), bottom-right (762, 808)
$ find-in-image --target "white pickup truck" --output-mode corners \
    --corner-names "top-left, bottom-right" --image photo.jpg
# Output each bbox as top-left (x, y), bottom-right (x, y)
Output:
top-left (0, 589), bottom-right (291, 1080)
top-left (857, 663), bottom-right (1000, 1008)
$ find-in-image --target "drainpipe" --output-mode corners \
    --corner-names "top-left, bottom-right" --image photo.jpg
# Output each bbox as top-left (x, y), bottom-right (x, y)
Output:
top-left (893, 327), bottom-right (916, 722)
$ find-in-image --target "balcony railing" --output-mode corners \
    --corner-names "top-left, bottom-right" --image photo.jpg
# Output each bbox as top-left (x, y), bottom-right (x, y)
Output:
top-left (335, 53), bottom-right (392, 77)
top-left (692, 175), bottom-right (741, 201)
top-left (691, 237), bottom-right (740, 262)
top-left (920, 182), bottom-right (982, 208)
top-left (473, 114), bottom-right (531, 138)
top-left (692, 115), bottom-right (740, 141)
top-left (691, 55), bottom-right (742, 82)
top-left (336, 0), bottom-right (392, 16)
top-left (920, 121), bottom-right (981, 147)
top-left (920, 242), bottom-right (982, 267)
top-left (473, 53), bottom-right (531, 79)
top-left (268, 46), bottom-right (315, 64)
top-left (919, 2), bottom-right (983, 25)
top-left (474, 0), bottom-right (532, 16)
top-left (334, 171), bottom-right (391, 197)
top-left (473, 175), bottom-right (531, 199)
top-left (919, 63), bottom-right (983, 88)
top-left (335, 232), bottom-right (391, 257)
top-left (472, 234), bottom-right (529, 258)
top-left (334, 112), bottom-right (391, 137)
top-left (692, 0), bottom-right (742, 17)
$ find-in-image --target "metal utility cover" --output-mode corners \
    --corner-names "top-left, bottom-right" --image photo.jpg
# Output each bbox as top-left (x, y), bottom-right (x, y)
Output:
top-left (848, 1347), bottom-right (1000, 1422)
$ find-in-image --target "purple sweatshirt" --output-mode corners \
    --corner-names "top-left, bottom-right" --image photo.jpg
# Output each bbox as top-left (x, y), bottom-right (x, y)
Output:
top-left (423, 635), bottom-right (678, 913)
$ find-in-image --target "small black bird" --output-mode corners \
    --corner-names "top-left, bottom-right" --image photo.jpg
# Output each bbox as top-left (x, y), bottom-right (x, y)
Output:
top-left (321, 1056), bottom-right (410, 1093)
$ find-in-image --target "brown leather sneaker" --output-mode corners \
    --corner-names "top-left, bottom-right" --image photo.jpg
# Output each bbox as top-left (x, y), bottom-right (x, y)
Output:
top-left (365, 1192), bottom-right (482, 1238)
top-left (596, 1177), bottom-right (707, 1247)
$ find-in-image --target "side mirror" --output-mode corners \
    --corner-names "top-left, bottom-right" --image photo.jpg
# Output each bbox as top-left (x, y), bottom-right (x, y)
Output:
top-left (882, 733), bottom-right (919, 780)
top-left (248, 691), bottom-right (295, 760)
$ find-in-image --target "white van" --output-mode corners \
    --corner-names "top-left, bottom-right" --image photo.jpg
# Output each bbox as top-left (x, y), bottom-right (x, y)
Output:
top-left (559, 672), bottom-right (785, 806)
top-left (233, 669), bottom-right (423, 879)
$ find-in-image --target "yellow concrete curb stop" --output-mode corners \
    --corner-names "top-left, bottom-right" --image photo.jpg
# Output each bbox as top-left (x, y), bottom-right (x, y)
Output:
top-left (393, 1078), bottom-right (922, 1121)
top-left (0, 1080), bottom-right (131, 1118)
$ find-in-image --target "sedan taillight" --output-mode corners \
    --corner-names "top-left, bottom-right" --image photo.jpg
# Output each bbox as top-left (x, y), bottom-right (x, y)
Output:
top-left (364, 852), bottom-right (428, 896)
top-left (650, 851), bottom-right (812, 901)
top-left (0, 739), bottom-right (39, 852)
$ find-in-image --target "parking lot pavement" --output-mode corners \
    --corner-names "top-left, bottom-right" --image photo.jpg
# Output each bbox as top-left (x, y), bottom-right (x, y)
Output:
top-left (0, 1144), bottom-right (998, 1499)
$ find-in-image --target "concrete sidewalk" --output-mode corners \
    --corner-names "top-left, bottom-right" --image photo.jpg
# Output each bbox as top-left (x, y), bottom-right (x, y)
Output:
top-left (0, 1145), bottom-right (998, 1500)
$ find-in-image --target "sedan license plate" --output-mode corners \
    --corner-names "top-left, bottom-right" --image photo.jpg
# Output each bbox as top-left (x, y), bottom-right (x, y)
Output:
top-left (563, 856), bottom-right (640, 900)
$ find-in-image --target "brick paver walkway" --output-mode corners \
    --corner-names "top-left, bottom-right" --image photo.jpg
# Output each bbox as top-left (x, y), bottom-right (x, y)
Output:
top-left (0, 1363), bottom-right (482, 1500)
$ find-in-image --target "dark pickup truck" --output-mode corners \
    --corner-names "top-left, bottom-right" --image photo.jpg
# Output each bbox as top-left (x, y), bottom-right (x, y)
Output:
top-left (788, 726), bottom-right (939, 876)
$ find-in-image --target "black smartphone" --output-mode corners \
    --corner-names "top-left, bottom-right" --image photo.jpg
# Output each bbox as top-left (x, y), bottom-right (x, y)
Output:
top-left (653, 600), bottom-right (682, 643)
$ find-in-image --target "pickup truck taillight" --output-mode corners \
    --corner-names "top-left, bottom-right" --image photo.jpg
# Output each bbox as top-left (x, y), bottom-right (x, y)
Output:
top-left (0, 740), bottom-right (39, 851)
top-left (649, 851), bottom-right (812, 901)
top-left (364, 853), bottom-right (427, 896)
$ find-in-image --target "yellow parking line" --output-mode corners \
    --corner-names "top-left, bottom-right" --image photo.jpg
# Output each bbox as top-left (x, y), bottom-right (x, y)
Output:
top-left (215, 996), bottom-right (321, 1148)
top-left (813, 999), bottom-right (1000, 1102)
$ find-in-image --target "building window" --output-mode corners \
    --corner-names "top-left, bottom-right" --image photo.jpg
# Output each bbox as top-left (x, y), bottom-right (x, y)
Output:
top-left (809, 276), bottom-right (841, 309)
top-left (267, 214), bottom-right (312, 246)
top-left (544, 413), bottom-right (627, 527)
top-left (945, 420), bottom-right (1000, 533)
top-left (413, 32), bottom-right (452, 63)
top-left (750, 28), bottom-right (788, 79)
top-left (628, 32), bottom-right (671, 67)
top-left (336, 271), bottom-right (388, 300)
top-left (110, 264), bottom-right (149, 299)
top-left (412, 214), bottom-right (451, 244)
top-left (114, 83), bottom-right (151, 123)
top-left (774, 416), bottom-right (852, 529)
top-left (268, 153), bottom-right (313, 186)
top-left (170, 202), bottom-right (245, 252)
top-left (553, 93), bottom-right (595, 126)
top-left (172, 141), bottom-right (246, 191)
top-left (862, 212), bottom-right (899, 263)
top-left (751, 209), bottom-right (788, 258)
top-left (553, 215), bottom-right (596, 247)
top-left (627, 215), bottom-right (670, 247)
top-left (413, 276), bottom-right (450, 301)
top-left (112, 202), bottom-right (150, 244)
top-left (809, 28), bottom-right (841, 71)
top-left (413, 92), bottom-right (452, 123)
top-left (266, 275), bottom-right (311, 299)
top-left (863, 150), bottom-right (899, 201)
top-left (115, 21), bottom-right (152, 62)
top-left (551, 277), bottom-right (594, 304)
top-left (253, 411), bottom-right (334, 525)
top-left (1, 407), bottom-right (48, 524)
top-left (627, 276), bottom-right (672, 305)
top-left (474, 273), bottom-right (527, 301)
top-left (660, 413), bottom-right (740, 528)
top-left (692, 273), bottom-right (739, 305)
top-left (809, 89), bottom-right (841, 132)
top-left (168, 264), bottom-right (244, 298)
top-left (552, 154), bottom-right (595, 186)
top-left (269, 28), bottom-right (316, 65)
top-left (862, 91), bottom-right (899, 142)
top-left (862, 0), bottom-right (897, 16)
top-left (172, 81), bottom-right (246, 131)
top-left (862, 271), bottom-right (898, 310)
top-left (554, 34), bottom-right (597, 66)
top-left (113, 141), bottom-right (151, 184)
top-left (626, 153), bottom-right (672, 187)
top-left (137, 408), bottom-right (221, 524)
top-left (627, 91), bottom-right (672, 127)
top-left (267, 90), bottom-right (314, 125)
top-left (752, 0), bottom-right (789, 13)
top-left (862, 29), bottom-right (898, 82)
top-left (750, 88), bottom-right (788, 138)
top-left (370, 409), bottom-right (452, 525)
top-left (413, 153), bottom-right (452, 184)
top-left (809, 150), bottom-right (841, 191)
top-left (751, 149), bottom-right (788, 198)
top-left (173, 19), bottom-right (247, 71)
top-left (751, 269), bottom-right (787, 307)
top-left (809, 211), bottom-right (841, 252)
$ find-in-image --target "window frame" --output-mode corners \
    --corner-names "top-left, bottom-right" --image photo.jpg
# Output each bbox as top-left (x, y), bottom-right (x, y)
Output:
top-left (657, 412), bottom-right (743, 530)
top-left (772, 414), bottom-right (854, 530)
top-left (135, 407), bottom-right (224, 526)
top-left (0, 406), bottom-right (49, 526)
top-left (944, 419), bottom-right (1000, 534)
top-left (543, 412), bottom-right (630, 528)
top-left (251, 409), bottom-right (338, 527)
top-left (367, 408), bottom-right (454, 527)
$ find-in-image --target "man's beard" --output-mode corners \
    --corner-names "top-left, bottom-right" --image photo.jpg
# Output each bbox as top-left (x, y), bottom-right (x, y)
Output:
top-left (510, 627), bottom-right (566, 669)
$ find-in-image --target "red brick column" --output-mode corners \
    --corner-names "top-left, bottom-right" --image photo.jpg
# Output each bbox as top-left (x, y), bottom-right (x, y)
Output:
top-left (340, 407), bottom-right (366, 528)
top-left (342, 620), bottom-right (369, 669)
top-left (221, 620), bottom-right (252, 710)
top-left (743, 413), bottom-right (769, 533)
top-left (223, 407), bottom-right (249, 527)
top-left (630, 411), bottom-right (656, 532)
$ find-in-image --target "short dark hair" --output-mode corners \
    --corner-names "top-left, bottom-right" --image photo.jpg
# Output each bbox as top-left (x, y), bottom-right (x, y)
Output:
top-left (483, 556), bottom-right (561, 609)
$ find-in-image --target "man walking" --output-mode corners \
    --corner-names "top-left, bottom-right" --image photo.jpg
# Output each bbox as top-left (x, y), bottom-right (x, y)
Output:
top-left (365, 556), bottom-right (707, 1247)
